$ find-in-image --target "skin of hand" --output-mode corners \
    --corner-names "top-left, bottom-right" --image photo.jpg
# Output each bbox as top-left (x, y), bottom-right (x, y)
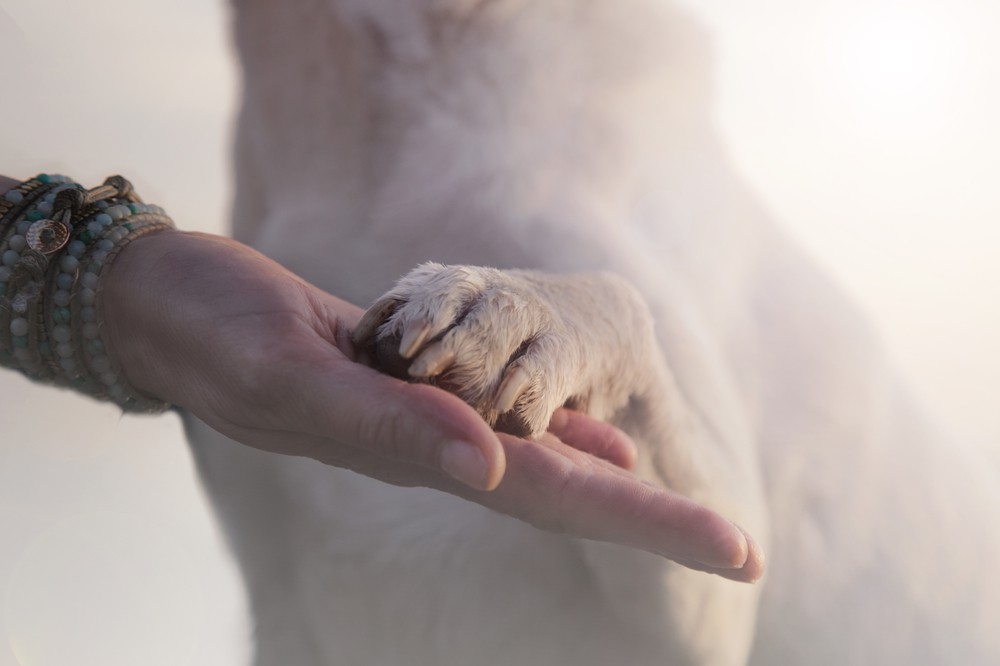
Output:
top-left (71, 226), bottom-right (760, 582)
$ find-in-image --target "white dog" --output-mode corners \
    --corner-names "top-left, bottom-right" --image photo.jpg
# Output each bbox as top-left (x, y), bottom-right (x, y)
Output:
top-left (185, 0), bottom-right (1000, 663)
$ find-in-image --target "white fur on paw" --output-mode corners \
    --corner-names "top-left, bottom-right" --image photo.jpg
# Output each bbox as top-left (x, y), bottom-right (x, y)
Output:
top-left (353, 263), bottom-right (582, 437)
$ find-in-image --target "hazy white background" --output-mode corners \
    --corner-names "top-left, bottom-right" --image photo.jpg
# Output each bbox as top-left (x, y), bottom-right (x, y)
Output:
top-left (0, 0), bottom-right (997, 664)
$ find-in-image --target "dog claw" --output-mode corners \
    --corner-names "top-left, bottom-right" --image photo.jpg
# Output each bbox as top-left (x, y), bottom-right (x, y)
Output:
top-left (409, 342), bottom-right (456, 378)
top-left (352, 297), bottom-right (402, 347)
top-left (496, 366), bottom-right (531, 414)
top-left (399, 319), bottom-right (432, 359)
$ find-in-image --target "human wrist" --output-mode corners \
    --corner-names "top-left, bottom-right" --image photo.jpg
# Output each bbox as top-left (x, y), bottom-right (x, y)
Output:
top-left (99, 228), bottom-right (191, 404)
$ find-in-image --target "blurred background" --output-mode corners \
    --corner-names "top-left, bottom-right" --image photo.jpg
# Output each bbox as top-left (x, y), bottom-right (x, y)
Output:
top-left (0, 0), bottom-right (997, 663)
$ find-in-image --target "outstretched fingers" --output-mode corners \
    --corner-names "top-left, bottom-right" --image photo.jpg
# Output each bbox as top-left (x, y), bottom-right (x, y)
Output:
top-left (274, 350), bottom-right (764, 580)
top-left (468, 434), bottom-right (765, 582)
top-left (289, 296), bottom-right (763, 580)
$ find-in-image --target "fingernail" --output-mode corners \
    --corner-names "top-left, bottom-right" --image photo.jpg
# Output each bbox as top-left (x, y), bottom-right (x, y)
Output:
top-left (723, 523), bottom-right (751, 569)
top-left (695, 521), bottom-right (751, 570)
top-left (738, 526), bottom-right (766, 582)
top-left (441, 440), bottom-right (489, 490)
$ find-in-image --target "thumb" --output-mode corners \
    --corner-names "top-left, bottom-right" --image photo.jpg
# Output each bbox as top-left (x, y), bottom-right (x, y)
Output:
top-left (300, 356), bottom-right (507, 491)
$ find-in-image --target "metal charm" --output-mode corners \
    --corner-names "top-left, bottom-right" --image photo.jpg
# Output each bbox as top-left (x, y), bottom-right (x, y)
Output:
top-left (25, 219), bottom-right (71, 255)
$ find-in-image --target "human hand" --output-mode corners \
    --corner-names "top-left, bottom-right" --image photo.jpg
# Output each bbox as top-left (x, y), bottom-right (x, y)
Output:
top-left (101, 231), bottom-right (763, 582)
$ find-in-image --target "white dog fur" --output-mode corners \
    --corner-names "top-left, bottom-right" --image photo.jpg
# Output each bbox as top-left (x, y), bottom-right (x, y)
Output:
top-left (183, 0), bottom-right (1000, 663)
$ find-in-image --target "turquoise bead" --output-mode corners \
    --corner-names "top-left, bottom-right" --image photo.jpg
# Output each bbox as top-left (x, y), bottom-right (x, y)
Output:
top-left (38, 341), bottom-right (51, 357)
top-left (54, 307), bottom-right (71, 324)
top-left (53, 290), bottom-right (71, 308)
top-left (9, 317), bottom-right (29, 336)
top-left (0, 282), bottom-right (6, 297)
top-left (38, 173), bottom-right (51, 184)
top-left (12, 335), bottom-right (28, 348)
top-left (59, 255), bottom-right (79, 273)
top-left (81, 271), bottom-right (99, 289)
top-left (25, 210), bottom-right (44, 221)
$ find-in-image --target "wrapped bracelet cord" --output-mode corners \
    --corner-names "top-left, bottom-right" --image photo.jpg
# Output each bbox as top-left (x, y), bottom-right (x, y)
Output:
top-left (0, 174), bottom-right (175, 412)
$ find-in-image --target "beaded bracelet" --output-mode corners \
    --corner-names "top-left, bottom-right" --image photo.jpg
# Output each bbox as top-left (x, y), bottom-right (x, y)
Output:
top-left (0, 174), bottom-right (175, 412)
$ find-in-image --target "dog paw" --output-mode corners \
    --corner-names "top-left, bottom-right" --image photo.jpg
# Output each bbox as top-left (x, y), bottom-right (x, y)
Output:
top-left (351, 263), bottom-right (588, 437)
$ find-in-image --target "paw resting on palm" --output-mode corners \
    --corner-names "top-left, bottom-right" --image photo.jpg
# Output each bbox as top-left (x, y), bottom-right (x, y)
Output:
top-left (352, 263), bottom-right (590, 438)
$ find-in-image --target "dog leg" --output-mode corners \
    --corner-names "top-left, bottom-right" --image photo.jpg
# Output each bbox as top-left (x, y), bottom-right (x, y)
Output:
top-left (355, 262), bottom-right (769, 664)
